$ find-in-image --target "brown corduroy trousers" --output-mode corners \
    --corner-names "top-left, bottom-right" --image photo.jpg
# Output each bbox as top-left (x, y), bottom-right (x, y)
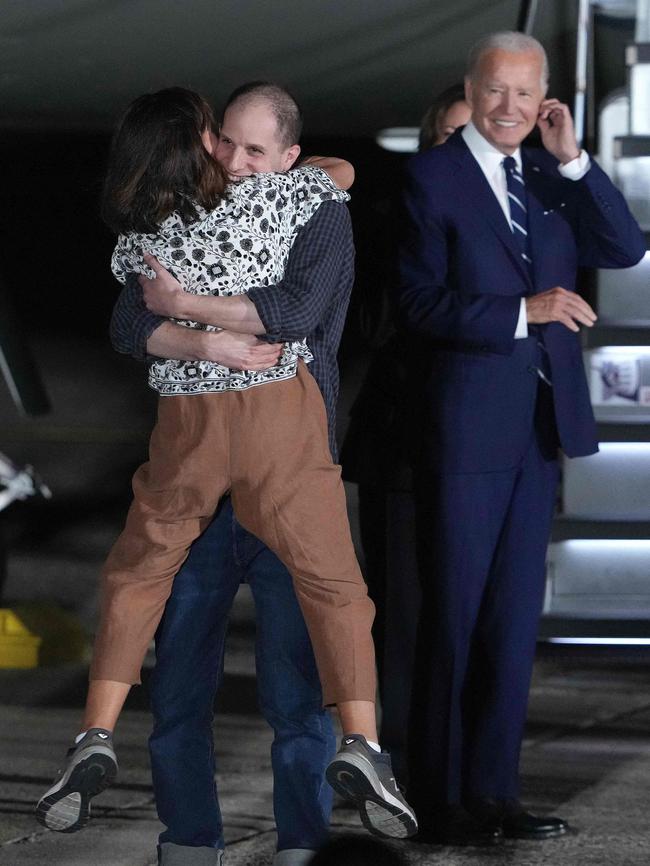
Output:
top-left (90, 363), bottom-right (376, 705)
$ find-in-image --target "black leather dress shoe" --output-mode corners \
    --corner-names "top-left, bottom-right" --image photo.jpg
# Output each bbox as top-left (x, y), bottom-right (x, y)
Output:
top-left (466, 797), bottom-right (568, 840)
top-left (501, 799), bottom-right (568, 839)
top-left (415, 805), bottom-right (503, 846)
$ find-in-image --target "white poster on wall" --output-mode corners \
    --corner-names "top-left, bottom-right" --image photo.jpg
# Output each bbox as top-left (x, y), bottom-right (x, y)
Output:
top-left (587, 348), bottom-right (650, 406)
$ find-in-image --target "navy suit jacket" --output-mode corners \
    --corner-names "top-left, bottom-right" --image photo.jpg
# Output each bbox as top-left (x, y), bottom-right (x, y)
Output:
top-left (397, 130), bottom-right (646, 473)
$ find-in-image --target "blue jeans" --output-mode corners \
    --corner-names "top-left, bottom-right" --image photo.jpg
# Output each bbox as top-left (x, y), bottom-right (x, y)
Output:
top-left (149, 497), bottom-right (335, 853)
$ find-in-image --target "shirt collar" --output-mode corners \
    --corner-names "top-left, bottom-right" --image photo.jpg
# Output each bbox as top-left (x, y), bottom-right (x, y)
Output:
top-left (461, 120), bottom-right (523, 176)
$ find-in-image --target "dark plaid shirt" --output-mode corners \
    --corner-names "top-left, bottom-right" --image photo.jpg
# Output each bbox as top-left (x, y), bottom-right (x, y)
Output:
top-left (109, 201), bottom-right (354, 459)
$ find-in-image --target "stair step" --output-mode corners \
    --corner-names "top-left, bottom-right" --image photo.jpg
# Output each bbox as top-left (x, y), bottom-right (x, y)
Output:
top-left (545, 539), bottom-right (650, 616)
top-left (625, 42), bottom-right (650, 65)
top-left (614, 135), bottom-right (650, 156)
top-left (552, 517), bottom-right (650, 541)
top-left (613, 142), bottom-right (650, 227)
top-left (585, 323), bottom-right (650, 347)
top-left (562, 444), bottom-right (650, 519)
top-left (597, 251), bottom-right (650, 320)
top-left (629, 65), bottom-right (650, 134)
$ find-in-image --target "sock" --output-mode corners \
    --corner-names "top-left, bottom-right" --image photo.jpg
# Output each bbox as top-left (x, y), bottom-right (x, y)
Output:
top-left (366, 739), bottom-right (381, 752)
top-left (75, 731), bottom-right (89, 744)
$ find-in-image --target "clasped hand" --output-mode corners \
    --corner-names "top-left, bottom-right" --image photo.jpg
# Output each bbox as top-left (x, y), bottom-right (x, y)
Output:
top-left (139, 254), bottom-right (187, 318)
top-left (526, 286), bottom-right (596, 332)
top-left (206, 331), bottom-right (284, 371)
top-left (139, 253), bottom-right (282, 371)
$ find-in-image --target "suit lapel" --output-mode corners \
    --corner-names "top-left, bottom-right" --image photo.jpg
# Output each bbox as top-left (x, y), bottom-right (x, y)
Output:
top-left (446, 134), bottom-right (532, 288)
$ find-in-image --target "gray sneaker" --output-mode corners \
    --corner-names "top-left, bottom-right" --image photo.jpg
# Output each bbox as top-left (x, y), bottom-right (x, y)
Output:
top-left (35, 728), bottom-right (118, 832)
top-left (325, 734), bottom-right (418, 839)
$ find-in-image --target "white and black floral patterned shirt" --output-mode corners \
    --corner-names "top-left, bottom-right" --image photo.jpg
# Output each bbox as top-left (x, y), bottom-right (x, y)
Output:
top-left (111, 166), bottom-right (349, 395)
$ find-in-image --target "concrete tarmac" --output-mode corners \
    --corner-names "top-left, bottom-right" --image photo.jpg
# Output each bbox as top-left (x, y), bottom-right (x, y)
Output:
top-left (1, 338), bottom-right (650, 865)
top-left (1, 643), bottom-right (650, 865)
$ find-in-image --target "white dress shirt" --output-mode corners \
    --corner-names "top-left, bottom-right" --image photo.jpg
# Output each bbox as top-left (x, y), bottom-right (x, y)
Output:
top-left (461, 120), bottom-right (590, 338)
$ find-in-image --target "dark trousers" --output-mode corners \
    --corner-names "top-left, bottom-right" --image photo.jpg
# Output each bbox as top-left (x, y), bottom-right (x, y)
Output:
top-left (149, 498), bottom-right (335, 853)
top-left (409, 385), bottom-right (559, 815)
top-left (358, 485), bottom-right (420, 783)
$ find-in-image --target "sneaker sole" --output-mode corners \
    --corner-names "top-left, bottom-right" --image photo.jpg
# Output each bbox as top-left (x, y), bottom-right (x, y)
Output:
top-left (35, 751), bottom-right (117, 833)
top-left (326, 755), bottom-right (418, 839)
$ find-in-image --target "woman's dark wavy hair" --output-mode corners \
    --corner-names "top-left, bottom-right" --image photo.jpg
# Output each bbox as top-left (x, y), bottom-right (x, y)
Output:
top-left (102, 87), bottom-right (227, 235)
top-left (418, 83), bottom-right (467, 152)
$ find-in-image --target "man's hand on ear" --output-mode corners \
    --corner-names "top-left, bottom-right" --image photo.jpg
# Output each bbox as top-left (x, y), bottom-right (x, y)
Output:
top-left (537, 99), bottom-right (581, 165)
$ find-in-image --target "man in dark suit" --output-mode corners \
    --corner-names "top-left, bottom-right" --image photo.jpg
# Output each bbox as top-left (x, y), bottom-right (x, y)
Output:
top-left (397, 31), bottom-right (646, 845)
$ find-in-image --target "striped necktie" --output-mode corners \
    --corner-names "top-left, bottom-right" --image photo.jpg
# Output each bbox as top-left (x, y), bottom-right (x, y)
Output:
top-left (503, 155), bottom-right (532, 275)
top-left (503, 157), bottom-right (552, 384)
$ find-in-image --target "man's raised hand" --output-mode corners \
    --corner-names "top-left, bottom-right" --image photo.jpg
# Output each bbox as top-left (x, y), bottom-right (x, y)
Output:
top-left (526, 286), bottom-right (597, 332)
top-left (537, 99), bottom-right (581, 165)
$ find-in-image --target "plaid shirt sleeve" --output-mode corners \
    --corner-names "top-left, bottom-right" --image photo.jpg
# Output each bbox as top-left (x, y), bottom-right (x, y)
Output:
top-left (109, 201), bottom-right (350, 357)
top-left (109, 273), bottom-right (165, 362)
top-left (247, 201), bottom-right (351, 342)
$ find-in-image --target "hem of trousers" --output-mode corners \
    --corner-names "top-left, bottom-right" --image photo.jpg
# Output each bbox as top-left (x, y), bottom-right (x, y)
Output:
top-left (322, 686), bottom-right (377, 706)
top-left (89, 667), bottom-right (142, 686)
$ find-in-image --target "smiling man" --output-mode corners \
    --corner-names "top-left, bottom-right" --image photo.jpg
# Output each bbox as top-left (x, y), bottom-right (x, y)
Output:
top-left (397, 32), bottom-right (645, 845)
top-left (216, 93), bottom-right (300, 178)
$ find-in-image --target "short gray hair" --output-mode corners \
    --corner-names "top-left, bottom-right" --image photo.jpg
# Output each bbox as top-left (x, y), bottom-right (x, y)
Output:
top-left (467, 31), bottom-right (549, 89)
